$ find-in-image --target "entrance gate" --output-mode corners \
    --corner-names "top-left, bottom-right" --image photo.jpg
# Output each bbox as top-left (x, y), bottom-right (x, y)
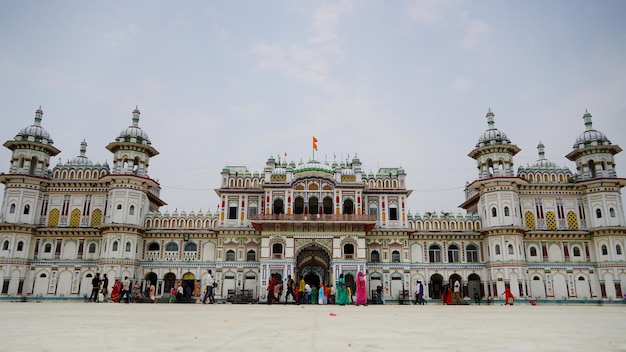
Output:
top-left (296, 244), bottom-right (331, 288)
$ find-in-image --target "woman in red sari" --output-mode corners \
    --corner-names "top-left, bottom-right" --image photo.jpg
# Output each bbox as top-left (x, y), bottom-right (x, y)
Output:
top-left (111, 279), bottom-right (122, 303)
top-left (355, 271), bottom-right (367, 306)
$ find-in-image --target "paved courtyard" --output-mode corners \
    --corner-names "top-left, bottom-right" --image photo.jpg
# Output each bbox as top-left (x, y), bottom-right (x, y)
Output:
top-left (0, 301), bottom-right (624, 351)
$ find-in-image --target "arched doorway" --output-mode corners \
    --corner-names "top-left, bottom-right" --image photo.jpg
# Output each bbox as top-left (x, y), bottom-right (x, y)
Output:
top-left (145, 272), bottom-right (158, 297)
top-left (468, 273), bottom-right (482, 299)
top-left (164, 273), bottom-right (176, 295)
top-left (182, 272), bottom-right (195, 302)
top-left (296, 244), bottom-right (331, 288)
top-left (449, 273), bottom-right (462, 297)
top-left (429, 273), bottom-right (443, 299)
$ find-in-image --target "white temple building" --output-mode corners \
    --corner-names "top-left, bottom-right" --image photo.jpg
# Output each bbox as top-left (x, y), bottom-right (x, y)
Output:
top-left (0, 107), bottom-right (624, 303)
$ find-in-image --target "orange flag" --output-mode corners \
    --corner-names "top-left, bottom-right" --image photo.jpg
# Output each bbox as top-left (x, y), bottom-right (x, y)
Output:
top-left (313, 136), bottom-right (318, 151)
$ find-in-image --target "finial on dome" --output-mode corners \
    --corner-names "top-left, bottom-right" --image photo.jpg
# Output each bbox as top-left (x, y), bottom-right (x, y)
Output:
top-left (583, 110), bottom-right (593, 131)
top-left (486, 108), bottom-right (495, 129)
top-left (537, 141), bottom-right (545, 159)
top-left (132, 106), bottom-right (141, 127)
top-left (34, 106), bottom-right (43, 125)
top-left (80, 139), bottom-right (87, 156)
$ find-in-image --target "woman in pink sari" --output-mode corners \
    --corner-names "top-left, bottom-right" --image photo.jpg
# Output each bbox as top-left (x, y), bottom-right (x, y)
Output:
top-left (355, 271), bottom-right (367, 306)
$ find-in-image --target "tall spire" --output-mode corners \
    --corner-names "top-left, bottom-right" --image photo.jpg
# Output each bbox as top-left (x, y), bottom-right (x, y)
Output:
top-left (34, 106), bottom-right (43, 125)
top-left (583, 110), bottom-right (593, 131)
top-left (537, 141), bottom-right (545, 160)
top-left (486, 108), bottom-right (495, 130)
top-left (132, 106), bottom-right (140, 127)
top-left (80, 139), bottom-right (87, 157)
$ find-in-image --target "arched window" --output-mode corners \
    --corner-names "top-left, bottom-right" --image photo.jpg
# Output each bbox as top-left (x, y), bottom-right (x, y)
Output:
top-left (617, 245), bottom-right (623, 255)
top-left (225, 250), bottom-right (236, 261)
top-left (116, 204), bottom-right (122, 210)
top-left (148, 242), bottom-right (160, 251)
top-left (508, 244), bottom-right (514, 255)
top-left (371, 250), bottom-right (380, 263)
top-left (448, 244), bottom-right (460, 263)
top-left (184, 242), bottom-right (197, 252)
top-left (273, 199), bottom-right (284, 215)
top-left (272, 243), bottom-right (283, 259)
top-left (17, 241), bottom-right (23, 251)
top-left (504, 206), bottom-right (510, 216)
top-left (125, 241), bottom-right (132, 252)
top-left (2, 241), bottom-right (9, 250)
top-left (9, 204), bottom-right (15, 214)
top-left (344, 243), bottom-right (355, 259)
top-left (112, 241), bottom-right (119, 251)
top-left (23, 204), bottom-right (30, 215)
top-left (165, 242), bottom-right (178, 252)
top-left (88, 243), bottom-right (97, 253)
top-left (129, 205), bottom-right (135, 216)
top-left (601, 245), bottom-right (608, 256)
top-left (495, 244), bottom-right (501, 255)
top-left (428, 245), bottom-right (442, 263)
top-left (294, 197), bottom-right (304, 214)
top-left (466, 244), bottom-right (478, 262)
top-left (530, 247), bottom-right (537, 256)
top-left (246, 250), bottom-right (256, 261)
top-left (391, 250), bottom-right (401, 263)
top-left (343, 199), bottom-right (354, 215)
top-left (572, 247), bottom-right (581, 257)
top-left (610, 208), bottom-right (616, 218)
top-left (596, 209), bottom-right (602, 218)
top-left (491, 207), bottom-right (497, 217)
top-left (44, 243), bottom-right (52, 253)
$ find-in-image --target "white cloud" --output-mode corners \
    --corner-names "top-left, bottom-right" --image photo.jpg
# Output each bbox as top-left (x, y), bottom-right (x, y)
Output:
top-left (251, 42), bottom-right (329, 85)
top-left (407, 0), bottom-right (447, 25)
top-left (452, 76), bottom-right (474, 93)
top-left (463, 20), bottom-right (489, 48)
top-left (309, 0), bottom-right (352, 44)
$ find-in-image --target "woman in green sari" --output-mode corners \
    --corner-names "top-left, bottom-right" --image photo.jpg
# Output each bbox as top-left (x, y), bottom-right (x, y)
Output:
top-left (335, 273), bottom-right (349, 305)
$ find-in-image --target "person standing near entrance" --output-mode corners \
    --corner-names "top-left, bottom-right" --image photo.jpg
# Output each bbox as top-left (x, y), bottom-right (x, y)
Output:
top-left (335, 273), bottom-right (349, 305)
top-left (101, 274), bottom-right (109, 302)
top-left (299, 277), bottom-right (306, 304)
top-left (285, 275), bottom-right (295, 304)
top-left (267, 275), bottom-right (276, 305)
top-left (203, 270), bottom-right (215, 304)
top-left (452, 280), bottom-right (462, 305)
top-left (89, 273), bottom-right (100, 302)
top-left (120, 276), bottom-right (131, 303)
top-left (355, 271), bottom-right (367, 306)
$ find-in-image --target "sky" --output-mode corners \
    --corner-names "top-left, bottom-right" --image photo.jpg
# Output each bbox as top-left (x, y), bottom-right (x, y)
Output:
top-left (0, 0), bottom-right (625, 216)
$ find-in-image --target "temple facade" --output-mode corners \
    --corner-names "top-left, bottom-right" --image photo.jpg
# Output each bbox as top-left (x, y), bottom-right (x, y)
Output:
top-left (0, 107), bottom-right (624, 302)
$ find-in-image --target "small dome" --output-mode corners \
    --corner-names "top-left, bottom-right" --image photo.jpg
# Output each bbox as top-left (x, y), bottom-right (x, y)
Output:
top-left (272, 167), bottom-right (286, 175)
top-left (476, 109), bottom-right (512, 147)
top-left (573, 111), bottom-right (611, 148)
top-left (116, 107), bottom-right (151, 145)
top-left (70, 140), bottom-right (93, 165)
top-left (341, 168), bottom-right (355, 176)
top-left (15, 107), bottom-right (54, 145)
top-left (293, 160), bottom-right (334, 174)
top-left (531, 142), bottom-right (557, 168)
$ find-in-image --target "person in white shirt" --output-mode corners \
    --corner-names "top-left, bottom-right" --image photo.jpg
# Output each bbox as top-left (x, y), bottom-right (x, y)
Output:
top-left (203, 269), bottom-right (216, 304)
top-left (453, 280), bottom-right (462, 304)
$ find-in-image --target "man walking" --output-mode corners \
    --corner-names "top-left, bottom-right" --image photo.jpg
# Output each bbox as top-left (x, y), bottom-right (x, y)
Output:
top-left (120, 276), bottom-right (131, 303)
top-left (414, 280), bottom-right (425, 305)
top-left (89, 273), bottom-right (100, 302)
top-left (452, 279), bottom-right (462, 304)
top-left (203, 269), bottom-right (216, 304)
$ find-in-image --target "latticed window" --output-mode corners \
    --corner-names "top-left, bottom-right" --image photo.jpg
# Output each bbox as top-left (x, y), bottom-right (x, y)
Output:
top-left (246, 250), bottom-right (256, 261)
top-left (371, 250), bottom-right (380, 262)
top-left (448, 245), bottom-right (460, 262)
top-left (546, 211), bottom-right (557, 230)
top-left (524, 211), bottom-right (535, 229)
top-left (429, 245), bottom-right (441, 263)
top-left (567, 211), bottom-right (578, 230)
top-left (70, 208), bottom-right (81, 227)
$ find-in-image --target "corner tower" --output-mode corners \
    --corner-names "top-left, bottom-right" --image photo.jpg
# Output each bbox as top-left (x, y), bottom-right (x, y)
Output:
top-left (99, 107), bottom-right (165, 280)
top-left (463, 109), bottom-right (527, 299)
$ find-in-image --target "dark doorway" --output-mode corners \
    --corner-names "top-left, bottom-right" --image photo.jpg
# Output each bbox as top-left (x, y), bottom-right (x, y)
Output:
top-left (296, 244), bottom-right (330, 286)
top-left (430, 273), bottom-right (443, 299)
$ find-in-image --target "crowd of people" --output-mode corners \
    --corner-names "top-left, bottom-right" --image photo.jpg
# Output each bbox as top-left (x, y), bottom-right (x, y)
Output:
top-left (87, 272), bottom-right (513, 306)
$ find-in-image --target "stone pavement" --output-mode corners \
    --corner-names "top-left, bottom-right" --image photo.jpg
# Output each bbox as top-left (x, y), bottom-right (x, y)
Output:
top-left (0, 301), bottom-right (625, 352)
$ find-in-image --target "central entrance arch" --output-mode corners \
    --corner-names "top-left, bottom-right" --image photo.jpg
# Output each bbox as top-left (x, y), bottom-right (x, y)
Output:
top-left (296, 243), bottom-right (331, 288)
